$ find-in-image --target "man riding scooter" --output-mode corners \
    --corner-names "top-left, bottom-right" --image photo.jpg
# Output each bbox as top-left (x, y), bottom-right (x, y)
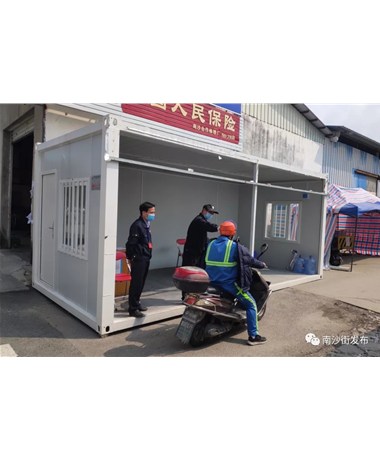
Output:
top-left (205, 221), bottom-right (268, 346)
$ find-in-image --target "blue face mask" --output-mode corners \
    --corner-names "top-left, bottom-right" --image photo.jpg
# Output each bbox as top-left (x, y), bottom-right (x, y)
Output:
top-left (147, 214), bottom-right (155, 222)
top-left (205, 212), bottom-right (212, 220)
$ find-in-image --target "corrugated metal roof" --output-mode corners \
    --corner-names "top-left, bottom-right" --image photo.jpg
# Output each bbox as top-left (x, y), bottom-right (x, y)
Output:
top-left (326, 125), bottom-right (380, 157)
top-left (292, 104), bottom-right (335, 139)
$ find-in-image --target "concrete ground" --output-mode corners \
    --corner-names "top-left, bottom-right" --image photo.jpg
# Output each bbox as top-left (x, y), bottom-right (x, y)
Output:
top-left (297, 255), bottom-right (380, 314)
top-left (0, 249), bottom-right (31, 294)
top-left (0, 250), bottom-right (379, 357)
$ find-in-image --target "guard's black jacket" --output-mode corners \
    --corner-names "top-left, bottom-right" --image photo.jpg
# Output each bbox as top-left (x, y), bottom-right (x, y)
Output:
top-left (125, 217), bottom-right (152, 260)
top-left (182, 213), bottom-right (218, 267)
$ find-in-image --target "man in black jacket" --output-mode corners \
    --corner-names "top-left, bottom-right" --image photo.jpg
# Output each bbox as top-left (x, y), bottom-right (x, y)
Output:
top-left (180, 204), bottom-right (219, 301)
top-left (124, 201), bottom-right (156, 318)
top-left (182, 204), bottom-right (219, 269)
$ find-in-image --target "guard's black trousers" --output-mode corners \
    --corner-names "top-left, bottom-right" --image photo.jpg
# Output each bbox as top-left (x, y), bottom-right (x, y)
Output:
top-left (182, 248), bottom-right (206, 269)
top-left (129, 257), bottom-right (150, 311)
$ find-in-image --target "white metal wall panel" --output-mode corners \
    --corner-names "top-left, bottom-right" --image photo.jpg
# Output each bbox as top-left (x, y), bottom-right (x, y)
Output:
top-left (38, 132), bottom-right (103, 317)
top-left (242, 104), bottom-right (326, 143)
top-left (323, 141), bottom-right (380, 187)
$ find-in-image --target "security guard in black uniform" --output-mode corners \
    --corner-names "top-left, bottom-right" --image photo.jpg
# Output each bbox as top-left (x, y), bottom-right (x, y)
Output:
top-left (125, 201), bottom-right (156, 318)
top-left (182, 204), bottom-right (219, 269)
top-left (181, 204), bottom-right (219, 301)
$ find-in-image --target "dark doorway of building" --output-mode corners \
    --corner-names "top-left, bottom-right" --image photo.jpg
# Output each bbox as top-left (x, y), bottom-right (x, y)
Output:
top-left (11, 133), bottom-right (33, 251)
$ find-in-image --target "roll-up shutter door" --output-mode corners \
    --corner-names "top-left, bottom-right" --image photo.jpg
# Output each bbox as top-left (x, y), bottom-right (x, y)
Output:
top-left (367, 176), bottom-right (377, 194)
top-left (354, 169), bottom-right (379, 195)
top-left (11, 116), bottom-right (34, 143)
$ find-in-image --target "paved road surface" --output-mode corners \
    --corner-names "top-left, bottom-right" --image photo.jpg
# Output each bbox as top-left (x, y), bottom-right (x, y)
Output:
top-left (1, 282), bottom-right (379, 357)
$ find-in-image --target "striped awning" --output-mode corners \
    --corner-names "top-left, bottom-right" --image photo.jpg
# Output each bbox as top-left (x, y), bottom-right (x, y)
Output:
top-left (325, 185), bottom-right (380, 258)
top-left (327, 184), bottom-right (380, 217)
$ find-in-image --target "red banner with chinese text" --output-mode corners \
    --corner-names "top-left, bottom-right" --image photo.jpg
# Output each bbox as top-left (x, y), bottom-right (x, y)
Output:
top-left (121, 103), bottom-right (240, 145)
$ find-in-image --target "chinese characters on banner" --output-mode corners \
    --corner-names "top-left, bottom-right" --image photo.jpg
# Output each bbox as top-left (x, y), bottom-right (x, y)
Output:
top-left (121, 103), bottom-right (240, 145)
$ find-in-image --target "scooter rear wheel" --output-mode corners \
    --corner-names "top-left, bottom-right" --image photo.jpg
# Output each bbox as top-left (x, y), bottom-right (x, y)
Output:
top-left (190, 318), bottom-right (208, 347)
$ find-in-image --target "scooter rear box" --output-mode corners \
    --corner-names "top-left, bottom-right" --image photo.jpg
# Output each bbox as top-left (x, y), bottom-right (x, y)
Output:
top-left (172, 266), bottom-right (210, 293)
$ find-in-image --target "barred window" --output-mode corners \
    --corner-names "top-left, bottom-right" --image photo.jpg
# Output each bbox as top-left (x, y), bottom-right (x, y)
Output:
top-left (59, 178), bottom-right (90, 259)
top-left (265, 202), bottom-right (301, 242)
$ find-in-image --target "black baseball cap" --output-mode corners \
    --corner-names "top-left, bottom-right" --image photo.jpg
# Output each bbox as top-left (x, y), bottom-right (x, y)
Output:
top-left (203, 204), bottom-right (219, 214)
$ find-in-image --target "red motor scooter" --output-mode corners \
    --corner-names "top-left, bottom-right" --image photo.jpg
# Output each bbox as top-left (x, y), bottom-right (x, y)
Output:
top-left (173, 243), bottom-right (271, 347)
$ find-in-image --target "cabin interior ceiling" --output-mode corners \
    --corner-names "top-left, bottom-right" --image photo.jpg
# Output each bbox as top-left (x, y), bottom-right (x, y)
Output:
top-left (258, 164), bottom-right (323, 188)
top-left (119, 133), bottom-right (324, 189)
top-left (119, 133), bottom-right (255, 181)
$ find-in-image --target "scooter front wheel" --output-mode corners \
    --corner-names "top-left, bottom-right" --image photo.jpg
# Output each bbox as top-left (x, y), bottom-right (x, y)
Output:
top-left (257, 303), bottom-right (267, 321)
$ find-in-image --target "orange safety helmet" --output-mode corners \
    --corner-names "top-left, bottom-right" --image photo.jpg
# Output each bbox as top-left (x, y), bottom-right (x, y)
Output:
top-left (219, 221), bottom-right (237, 237)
